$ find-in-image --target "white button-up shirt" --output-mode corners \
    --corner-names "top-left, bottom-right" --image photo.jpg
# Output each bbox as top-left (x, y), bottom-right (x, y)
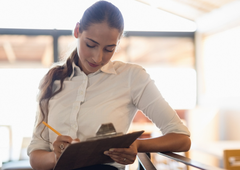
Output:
top-left (27, 60), bottom-right (190, 169)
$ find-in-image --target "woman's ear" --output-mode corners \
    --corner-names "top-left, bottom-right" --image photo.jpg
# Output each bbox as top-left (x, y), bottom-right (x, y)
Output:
top-left (74, 22), bottom-right (80, 38)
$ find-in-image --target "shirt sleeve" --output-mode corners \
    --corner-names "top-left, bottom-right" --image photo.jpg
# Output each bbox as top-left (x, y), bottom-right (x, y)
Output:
top-left (27, 103), bottom-right (51, 155)
top-left (130, 65), bottom-right (190, 136)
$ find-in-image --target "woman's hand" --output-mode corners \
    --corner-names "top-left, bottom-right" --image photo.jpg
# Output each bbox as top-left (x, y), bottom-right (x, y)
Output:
top-left (71, 138), bottom-right (80, 144)
top-left (53, 135), bottom-right (79, 160)
top-left (104, 140), bottom-right (139, 165)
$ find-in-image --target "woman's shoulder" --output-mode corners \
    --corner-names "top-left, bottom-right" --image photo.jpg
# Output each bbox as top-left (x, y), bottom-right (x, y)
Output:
top-left (111, 61), bottom-right (151, 86)
top-left (111, 60), bottom-right (145, 72)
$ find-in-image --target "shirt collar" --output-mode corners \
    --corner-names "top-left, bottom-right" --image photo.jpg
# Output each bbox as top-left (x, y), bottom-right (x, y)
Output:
top-left (69, 60), bottom-right (116, 80)
top-left (100, 60), bottom-right (117, 75)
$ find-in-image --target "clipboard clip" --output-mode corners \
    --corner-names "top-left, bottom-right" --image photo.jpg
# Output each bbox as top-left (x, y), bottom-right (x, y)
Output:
top-left (86, 123), bottom-right (123, 141)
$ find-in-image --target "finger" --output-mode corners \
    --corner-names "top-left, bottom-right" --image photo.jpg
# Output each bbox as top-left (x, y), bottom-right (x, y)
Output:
top-left (109, 148), bottom-right (136, 156)
top-left (53, 147), bottom-right (63, 160)
top-left (57, 135), bottom-right (73, 143)
top-left (53, 135), bottom-right (72, 148)
top-left (108, 155), bottom-right (134, 165)
top-left (107, 148), bottom-right (137, 159)
top-left (59, 143), bottom-right (65, 150)
top-left (108, 148), bottom-right (127, 153)
top-left (104, 151), bottom-right (136, 164)
top-left (71, 138), bottom-right (80, 144)
top-left (53, 142), bottom-right (64, 155)
top-left (53, 135), bottom-right (73, 158)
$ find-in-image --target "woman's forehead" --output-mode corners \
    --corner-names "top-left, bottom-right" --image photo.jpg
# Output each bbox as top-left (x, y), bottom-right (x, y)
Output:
top-left (82, 22), bottom-right (121, 44)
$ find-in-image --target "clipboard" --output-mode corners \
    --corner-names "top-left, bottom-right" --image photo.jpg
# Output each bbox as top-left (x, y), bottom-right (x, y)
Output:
top-left (53, 123), bottom-right (144, 170)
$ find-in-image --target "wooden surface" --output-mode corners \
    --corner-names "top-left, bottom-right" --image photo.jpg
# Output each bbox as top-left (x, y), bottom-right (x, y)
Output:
top-left (223, 149), bottom-right (240, 170)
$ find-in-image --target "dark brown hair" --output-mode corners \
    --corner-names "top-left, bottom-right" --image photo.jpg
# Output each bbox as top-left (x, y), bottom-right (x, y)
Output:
top-left (79, 1), bottom-right (124, 35)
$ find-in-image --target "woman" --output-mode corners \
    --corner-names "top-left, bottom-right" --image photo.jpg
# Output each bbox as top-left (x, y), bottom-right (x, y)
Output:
top-left (27, 1), bottom-right (191, 170)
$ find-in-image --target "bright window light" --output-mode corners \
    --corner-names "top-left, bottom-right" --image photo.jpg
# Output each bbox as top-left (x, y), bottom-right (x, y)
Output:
top-left (146, 67), bottom-right (196, 109)
top-left (0, 68), bottom-right (48, 160)
top-left (0, 0), bottom-right (196, 32)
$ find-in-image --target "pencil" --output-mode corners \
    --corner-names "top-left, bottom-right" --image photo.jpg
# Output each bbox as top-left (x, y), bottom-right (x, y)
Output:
top-left (42, 121), bottom-right (62, 136)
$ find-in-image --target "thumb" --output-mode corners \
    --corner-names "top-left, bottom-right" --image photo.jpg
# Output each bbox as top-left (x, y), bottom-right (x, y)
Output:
top-left (71, 138), bottom-right (80, 144)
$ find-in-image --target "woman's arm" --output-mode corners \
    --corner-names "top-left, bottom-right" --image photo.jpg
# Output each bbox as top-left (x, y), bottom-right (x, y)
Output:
top-left (29, 150), bottom-right (56, 170)
top-left (29, 135), bottom-right (75, 170)
top-left (104, 133), bottom-right (190, 165)
top-left (104, 67), bottom-right (192, 164)
top-left (137, 133), bottom-right (191, 152)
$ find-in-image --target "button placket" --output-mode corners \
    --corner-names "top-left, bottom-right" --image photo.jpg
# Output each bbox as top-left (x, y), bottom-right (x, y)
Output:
top-left (69, 75), bottom-right (88, 138)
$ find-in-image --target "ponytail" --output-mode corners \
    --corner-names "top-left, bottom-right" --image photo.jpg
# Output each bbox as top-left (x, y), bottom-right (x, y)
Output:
top-left (37, 48), bottom-right (78, 139)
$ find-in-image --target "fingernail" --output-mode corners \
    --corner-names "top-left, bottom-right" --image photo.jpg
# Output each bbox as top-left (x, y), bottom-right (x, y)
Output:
top-left (104, 151), bottom-right (109, 155)
top-left (109, 148), bottom-right (114, 152)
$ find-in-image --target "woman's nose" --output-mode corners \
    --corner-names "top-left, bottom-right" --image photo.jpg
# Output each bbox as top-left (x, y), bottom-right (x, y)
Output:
top-left (92, 49), bottom-right (103, 63)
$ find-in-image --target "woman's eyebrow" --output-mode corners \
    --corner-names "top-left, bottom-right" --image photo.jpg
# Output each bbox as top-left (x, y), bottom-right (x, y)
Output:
top-left (86, 38), bottom-right (99, 45)
top-left (86, 38), bottom-right (116, 46)
top-left (107, 44), bottom-right (117, 47)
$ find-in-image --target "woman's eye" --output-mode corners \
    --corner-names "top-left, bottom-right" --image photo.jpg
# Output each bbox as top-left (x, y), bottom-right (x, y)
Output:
top-left (105, 48), bottom-right (115, 52)
top-left (86, 44), bottom-right (95, 48)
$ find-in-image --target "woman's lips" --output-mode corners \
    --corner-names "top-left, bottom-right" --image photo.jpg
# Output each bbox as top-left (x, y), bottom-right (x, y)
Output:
top-left (88, 62), bottom-right (99, 67)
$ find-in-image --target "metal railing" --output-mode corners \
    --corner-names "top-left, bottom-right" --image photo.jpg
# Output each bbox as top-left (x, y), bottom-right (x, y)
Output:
top-left (137, 152), bottom-right (225, 170)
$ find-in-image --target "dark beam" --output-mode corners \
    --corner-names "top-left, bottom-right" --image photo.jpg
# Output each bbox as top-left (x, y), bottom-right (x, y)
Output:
top-left (0, 28), bottom-right (195, 63)
top-left (124, 31), bottom-right (195, 38)
top-left (0, 28), bottom-right (194, 38)
top-left (0, 28), bottom-right (73, 62)
top-left (53, 34), bottom-right (59, 63)
top-left (0, 28), bottom-right (72, 36)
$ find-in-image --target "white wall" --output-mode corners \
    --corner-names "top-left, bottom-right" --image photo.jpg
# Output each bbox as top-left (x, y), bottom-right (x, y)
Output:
top-left (219, 109), bottom-right (240, 140)
top-left (198, 25), bottom-right (240, 140)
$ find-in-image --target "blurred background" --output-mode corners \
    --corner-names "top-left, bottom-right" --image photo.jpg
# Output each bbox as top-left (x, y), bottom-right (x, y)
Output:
top-left (0, 0), bottom-right (240, 169)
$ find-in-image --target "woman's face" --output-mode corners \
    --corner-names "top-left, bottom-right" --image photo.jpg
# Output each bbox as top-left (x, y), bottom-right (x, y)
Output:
top-left (74, 22), bottom-right (120, 75)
